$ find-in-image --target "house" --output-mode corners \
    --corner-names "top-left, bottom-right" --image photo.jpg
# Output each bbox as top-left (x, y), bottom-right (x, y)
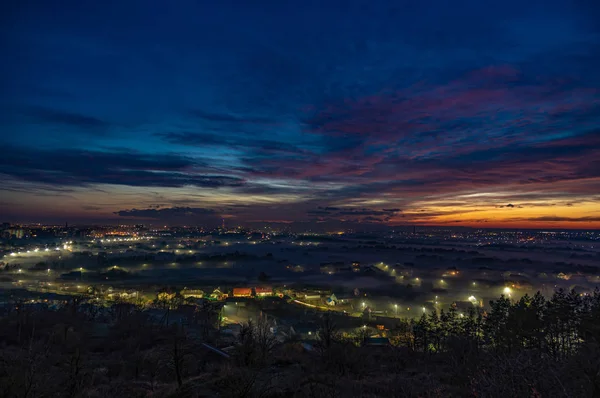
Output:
top-left (232, 287), bottom-right (252, 298)
top-left (157, 291), bottom-right (177, 302)
top-left (255, 287), bottom-right (273, 297)
top-left (557, 272), bottom-right (571, 280)
top-left (107, 290), bottom-right (138, 300)
top-left (209, 288), bottom-right (227, 300)
top-left (326, 293), bottom-right (338, 306)
top-left (181, 288), bottom-right (204, 298)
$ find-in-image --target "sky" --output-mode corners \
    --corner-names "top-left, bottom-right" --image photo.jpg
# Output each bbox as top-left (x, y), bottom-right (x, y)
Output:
top-left (1, 0), bottom-right (599, 229)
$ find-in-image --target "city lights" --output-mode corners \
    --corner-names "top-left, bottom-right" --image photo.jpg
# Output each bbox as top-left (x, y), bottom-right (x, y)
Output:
top-left (0, 3), bottom-right (598, 391)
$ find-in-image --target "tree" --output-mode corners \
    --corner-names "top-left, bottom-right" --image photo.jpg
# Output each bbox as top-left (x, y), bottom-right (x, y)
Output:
top-left (166, 324), bottom-right (195, 388)
top-left (253, 315), bottom-right (277, 365)
top-left (483, 295), bottom-right (512, 352)
top-left (234, 317), bottom-right (277, 367)
top-left (317, 313), bottom-right (339, 351)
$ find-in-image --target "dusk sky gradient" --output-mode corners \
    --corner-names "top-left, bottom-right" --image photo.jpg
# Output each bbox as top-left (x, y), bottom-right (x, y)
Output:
top-left (1, 0), bottom-right (599, 229)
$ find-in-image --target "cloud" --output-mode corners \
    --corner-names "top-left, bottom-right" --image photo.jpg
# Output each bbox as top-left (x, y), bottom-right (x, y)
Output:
top-left (188, 110), bottom-right (277, 125)
top-left (82, 205), bottom-right (102, 211)
top-left (114, 206), bottom-right (217, 218)
top-left (526, 216), bottom-right (600, 222)
top-left (0, 146), bottom-right (245, 188)
top-left (25, 106), bottom-right (108, 128)
top-left (2, 2), bottom-right (600, 227)
top-left (158, 132), bottom-right (309, 156)
top-left (306, 206), bottom-right (401, 223)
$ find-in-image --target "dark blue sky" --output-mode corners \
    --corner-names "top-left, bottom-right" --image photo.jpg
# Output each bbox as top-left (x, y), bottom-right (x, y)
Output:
top-left (1, 0), bottom-right (599, 228)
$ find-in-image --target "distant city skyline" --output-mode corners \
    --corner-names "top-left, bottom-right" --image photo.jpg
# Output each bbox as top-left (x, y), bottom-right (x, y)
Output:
top-left (1, 1), bottom-right (599, 229)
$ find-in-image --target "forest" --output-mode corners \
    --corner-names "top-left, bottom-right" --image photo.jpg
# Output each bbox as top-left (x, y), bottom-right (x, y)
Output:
top-left (0, 289), bottom-right (599, 397)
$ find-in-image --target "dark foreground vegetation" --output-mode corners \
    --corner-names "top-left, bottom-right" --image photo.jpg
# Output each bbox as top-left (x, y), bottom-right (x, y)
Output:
top-left (1, 289), bottom-right (599, 397)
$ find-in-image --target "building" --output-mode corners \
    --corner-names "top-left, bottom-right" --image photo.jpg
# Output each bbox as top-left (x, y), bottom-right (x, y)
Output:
top-left (232, 287), bottom-right (252, 298)
top-left (326, 293), bottom-right (339, 306)
top-left (255, 287), bottom-right (273, 297)
top-left (209, 288), bottom-right (227, 300)
top-left (331, 291), bottom-right (354, 304)
top-left (5, 228), bottom-right (26, 239)
top-left (181, 288), bottom-right (204, 298)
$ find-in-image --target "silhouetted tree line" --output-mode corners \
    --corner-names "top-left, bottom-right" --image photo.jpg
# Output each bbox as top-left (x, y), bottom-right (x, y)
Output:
top-left (408, 289), bottom-right (600, 359)
top-left (0, 289), bottom-right (598, 397)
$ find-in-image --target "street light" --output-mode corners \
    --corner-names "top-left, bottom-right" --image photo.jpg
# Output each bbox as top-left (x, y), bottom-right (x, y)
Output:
top-left (394, 303), bottom-right (398, 315)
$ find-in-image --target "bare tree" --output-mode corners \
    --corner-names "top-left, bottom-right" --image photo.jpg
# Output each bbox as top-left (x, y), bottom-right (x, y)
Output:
top-left (253, 315), bottom-right (277, 366)
top-left (167, 324), bottom-right (195, 388)
top-left (317, 313), bottom-right (339, 351)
